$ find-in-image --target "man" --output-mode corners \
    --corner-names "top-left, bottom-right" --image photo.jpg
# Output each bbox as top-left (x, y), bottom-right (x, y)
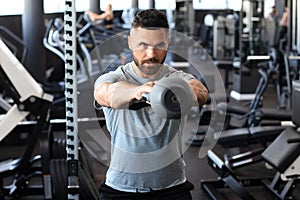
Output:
top-left (94, 9), bottom-right (208, 200)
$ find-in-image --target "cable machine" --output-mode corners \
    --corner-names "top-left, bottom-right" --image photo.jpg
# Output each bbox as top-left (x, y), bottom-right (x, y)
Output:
top-left (231, 0), bottom-right (266, 99)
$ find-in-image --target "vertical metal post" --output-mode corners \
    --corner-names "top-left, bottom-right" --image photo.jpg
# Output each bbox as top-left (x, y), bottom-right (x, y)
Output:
top-left (249, 0), bottom-right (254, 55)
top-left (89, 0), bottom-right (100, 13)
top-left (149, 0), bottom-right (155, 8)
top-left (297, 0), bottom-right (300, 53)
top-left (287, 0), bottom-right (291, 52)
top-left (291, 0), bottom-right (297, 51)
top-left (64, 0), bottom-right (79, 199)
top-left (22, 0), bottom-right (46, 82)
top-left (132, 0), bottom-right (139, 9)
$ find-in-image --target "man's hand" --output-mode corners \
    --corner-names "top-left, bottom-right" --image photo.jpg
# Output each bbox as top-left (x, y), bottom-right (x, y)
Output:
top-left (133, 81), bottom-right (156, 101)
top-left (188, 79), bottom-right (209, 107)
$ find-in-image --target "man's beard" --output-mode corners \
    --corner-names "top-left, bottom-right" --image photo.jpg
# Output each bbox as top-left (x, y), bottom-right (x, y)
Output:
top-left (133, 54), bottom-right (167, 76)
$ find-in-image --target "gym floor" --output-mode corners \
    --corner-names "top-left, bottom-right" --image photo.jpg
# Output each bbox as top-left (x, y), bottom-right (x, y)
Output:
top-left (0, 69), bottom-right (300, 200)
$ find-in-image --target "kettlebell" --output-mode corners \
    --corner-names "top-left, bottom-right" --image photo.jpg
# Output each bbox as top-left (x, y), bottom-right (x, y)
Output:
top-left (149, 77), bottom-right (194, 119)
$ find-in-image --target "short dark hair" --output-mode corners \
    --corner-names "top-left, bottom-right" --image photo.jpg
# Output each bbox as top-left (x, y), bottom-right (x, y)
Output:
top-left (131, 9), bottom-right (169, 29)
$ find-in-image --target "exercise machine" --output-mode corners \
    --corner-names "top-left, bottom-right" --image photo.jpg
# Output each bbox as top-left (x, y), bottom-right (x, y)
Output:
top-left (218, 48), bottom-right (291, 130)
top-left (213, 15), bottom-right (235, 61)
top-left (200, 80), bottom-right (300, 200)
top-left (0, 37), bottom-right (53, 198)
top-left (0, 25), bottom-right (28, 65)
top-left (0, 32), bottom-right (100, 199)
top-left (259, 80), bottom-right (300, 199)
top-left (191, 48), bottom-right (292, 147)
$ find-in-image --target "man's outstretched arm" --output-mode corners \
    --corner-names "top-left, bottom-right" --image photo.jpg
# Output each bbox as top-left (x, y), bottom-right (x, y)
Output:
top-left (94, 81), bottom-right (155, 109)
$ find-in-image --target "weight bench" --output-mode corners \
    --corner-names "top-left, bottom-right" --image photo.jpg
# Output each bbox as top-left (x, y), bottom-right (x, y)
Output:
top-left (261, 127), bottom-right (300, 199)
top-left (216, 125), bottom-right (285, 148)
top-left (260, 80), bottom-right (300, 199)
top-left (201, 130), bottom-right (299, 199)
top-left (201, 80), bottom-right (300, 199)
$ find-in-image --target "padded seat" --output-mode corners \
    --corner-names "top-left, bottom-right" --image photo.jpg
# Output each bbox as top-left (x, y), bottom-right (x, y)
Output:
top-left (262, 127), bottom-right (300, 173)
top-left (217, 102), bottom-right (292, 122)
top-left (217, 126), bottom-right (284, 147)
top-left (259, 108), bottom-right (292, 121)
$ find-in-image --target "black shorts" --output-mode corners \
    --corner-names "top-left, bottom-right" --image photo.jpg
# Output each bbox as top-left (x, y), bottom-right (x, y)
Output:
top-left (99, 181), bottom-right (194, 200)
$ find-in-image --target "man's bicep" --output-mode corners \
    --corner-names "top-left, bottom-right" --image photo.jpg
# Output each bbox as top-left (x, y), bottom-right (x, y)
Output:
top-left (94, 73), bottom-right (119, 90)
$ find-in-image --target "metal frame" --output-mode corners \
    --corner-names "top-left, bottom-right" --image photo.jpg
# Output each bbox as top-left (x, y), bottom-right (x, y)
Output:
top-left (64, 0), bottom-right (79, 199)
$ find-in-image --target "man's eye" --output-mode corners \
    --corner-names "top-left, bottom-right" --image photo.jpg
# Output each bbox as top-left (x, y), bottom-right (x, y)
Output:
top-left (139, 43), bottom-right (148, 49)
top-left (155, 43), bottom-right (166, 50)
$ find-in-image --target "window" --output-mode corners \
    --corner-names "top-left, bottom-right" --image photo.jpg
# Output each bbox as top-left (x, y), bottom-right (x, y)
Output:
top-left (138, 0), bottom-right (150, 10)
top-left (193, 0), bottom-right (242, 10)
top-left (193, 0), bottom-right (274, 13)
top-left (155, 0), bottom-right (176, 10)
top-left (44, 0), bottom-right (89, 13)
top-left (100, 0), bottom-right (132, 11)
top-left (0, 0), bottom-right (24, 15)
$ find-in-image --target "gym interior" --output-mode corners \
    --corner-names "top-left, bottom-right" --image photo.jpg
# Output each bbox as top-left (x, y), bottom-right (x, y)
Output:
top-left (0, 0), bottom-right (300, 199)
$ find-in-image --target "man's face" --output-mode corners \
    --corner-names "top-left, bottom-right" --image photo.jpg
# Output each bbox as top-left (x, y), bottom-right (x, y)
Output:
top-left (128, 27), bottom-right (170, 77)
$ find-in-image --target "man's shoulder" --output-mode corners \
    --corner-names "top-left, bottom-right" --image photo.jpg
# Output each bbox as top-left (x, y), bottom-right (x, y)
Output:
top-left (104, 62), bottom-right (131, 74)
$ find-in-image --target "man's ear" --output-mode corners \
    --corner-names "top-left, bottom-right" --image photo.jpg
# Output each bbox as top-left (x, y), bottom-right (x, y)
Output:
top-left (167, 37), bottom-right (171, 46)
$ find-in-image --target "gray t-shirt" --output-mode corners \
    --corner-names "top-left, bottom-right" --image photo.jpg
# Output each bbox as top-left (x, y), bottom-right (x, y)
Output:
top-left (94, 62), bottom-right (196, 192)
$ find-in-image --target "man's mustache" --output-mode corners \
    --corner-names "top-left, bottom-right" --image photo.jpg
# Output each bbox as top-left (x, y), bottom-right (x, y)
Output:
top-left (142, 58), bottom-right (159, 64)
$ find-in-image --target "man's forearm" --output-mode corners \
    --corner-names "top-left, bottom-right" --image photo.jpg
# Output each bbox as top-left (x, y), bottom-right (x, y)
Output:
top-left (94, 81), bottom-right (155, 109)
top-left (94, 81), bottom-right (138, 108)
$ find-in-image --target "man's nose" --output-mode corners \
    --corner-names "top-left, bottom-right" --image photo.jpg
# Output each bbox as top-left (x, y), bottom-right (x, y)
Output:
top-left (146, 47), bottom-right (156, 57)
